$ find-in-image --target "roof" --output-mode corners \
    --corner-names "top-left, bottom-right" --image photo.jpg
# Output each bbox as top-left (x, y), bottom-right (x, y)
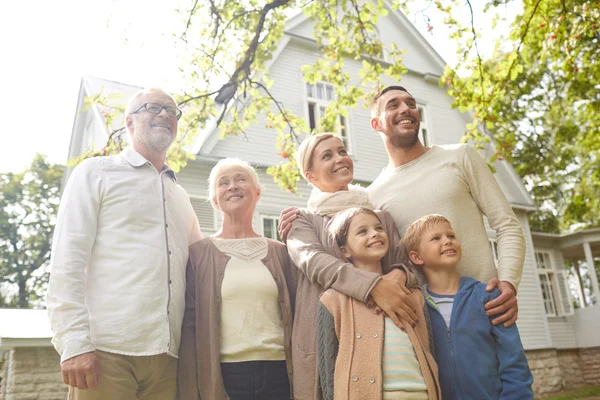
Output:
top-left (0, 309), bottom-right (53, 349)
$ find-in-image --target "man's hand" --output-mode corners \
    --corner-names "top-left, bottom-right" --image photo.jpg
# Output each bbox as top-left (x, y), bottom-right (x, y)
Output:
top-left (383, 268), bottom-right (407, 286)
top-left (369, 279), bottom-right (418, 329)
top-left (61, 351), bottom-right (99, 390)
top-left (485, 277), bottom-right (518, 327)
top-left (277, 207), bottom-right (300, 244)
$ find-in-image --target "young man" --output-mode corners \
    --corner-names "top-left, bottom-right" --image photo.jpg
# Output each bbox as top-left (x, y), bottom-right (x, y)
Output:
top-left (47, 88), bottom-right (202, 399)
top-left (401, 214), bottom-right (533, 400)
top-left (368, 85), bottom-right (526, 327)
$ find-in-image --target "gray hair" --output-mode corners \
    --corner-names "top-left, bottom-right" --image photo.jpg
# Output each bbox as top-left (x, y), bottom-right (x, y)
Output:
top-left (124, 88), bottom-right (176, 134)
top-left (208, 158), bottom-right (261, 209)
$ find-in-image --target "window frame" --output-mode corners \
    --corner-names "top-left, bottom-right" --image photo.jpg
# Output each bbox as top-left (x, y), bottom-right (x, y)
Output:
top-left (305, 81), bottom-right (352, 154)
top-left (535, 250), bottom-right (573, 317)
top-left (417, 104), bottom-right (431, 146)
top-left (261, 214), bottom-right (281, 242)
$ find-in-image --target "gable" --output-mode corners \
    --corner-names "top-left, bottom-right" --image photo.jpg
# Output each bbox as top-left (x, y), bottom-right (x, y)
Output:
top-left (284, 1), bottom-right (446, 76)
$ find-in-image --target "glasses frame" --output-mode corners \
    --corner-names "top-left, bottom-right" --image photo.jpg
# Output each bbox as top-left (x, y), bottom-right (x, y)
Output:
top-left (130, 102), bottom-right (183, 120)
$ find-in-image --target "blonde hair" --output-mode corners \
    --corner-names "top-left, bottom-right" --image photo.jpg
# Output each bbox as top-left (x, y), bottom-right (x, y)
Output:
top-left (296, 132), bottom-right (341, 181)
top-left (401, 214), bottom-right (452, 253)
top-left (329, 207), bottom-right (381, 248)
top-left (207, 158), bottom-right (261, 209)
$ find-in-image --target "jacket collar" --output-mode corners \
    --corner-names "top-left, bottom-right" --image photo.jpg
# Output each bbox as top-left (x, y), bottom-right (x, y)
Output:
top-left (120, 148), bottom-right (177, 181)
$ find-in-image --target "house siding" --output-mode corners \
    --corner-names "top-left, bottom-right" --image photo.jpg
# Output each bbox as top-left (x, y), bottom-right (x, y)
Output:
top-left (514, 211), bottom-right (552, 350)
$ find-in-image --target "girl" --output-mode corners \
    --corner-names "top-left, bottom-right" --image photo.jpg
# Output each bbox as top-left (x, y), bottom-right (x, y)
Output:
top-left (317, 207), bottom-right (440, 400)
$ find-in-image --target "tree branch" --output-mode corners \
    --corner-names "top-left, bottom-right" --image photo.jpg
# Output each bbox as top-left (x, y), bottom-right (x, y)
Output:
top-left (251, 79), bottom-right (301, 144)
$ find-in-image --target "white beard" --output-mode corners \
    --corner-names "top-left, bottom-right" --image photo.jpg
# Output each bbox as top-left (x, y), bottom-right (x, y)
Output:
top-left (135, 128), bottom-right (175, 152)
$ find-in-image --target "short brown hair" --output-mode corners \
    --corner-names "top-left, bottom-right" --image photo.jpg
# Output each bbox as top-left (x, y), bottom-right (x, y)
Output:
top-left (329, 207), bottom-right (380, 248)
top-left (401, 214), bottom-right (452, 253)
top-left (369, 85), bottom-right (412, 120)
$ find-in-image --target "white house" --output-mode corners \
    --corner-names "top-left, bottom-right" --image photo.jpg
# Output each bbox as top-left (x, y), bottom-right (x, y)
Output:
top-left (2, 4), bottom-right (599, 398)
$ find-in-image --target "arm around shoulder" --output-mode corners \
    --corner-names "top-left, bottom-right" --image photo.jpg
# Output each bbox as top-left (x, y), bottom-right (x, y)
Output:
top-left (461, 145), bottom-right (526, 290)
top-left (286, 210), bottom-right (381, 302)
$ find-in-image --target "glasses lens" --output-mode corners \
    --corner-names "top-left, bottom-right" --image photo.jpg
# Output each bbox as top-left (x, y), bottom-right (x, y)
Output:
top-left (164, 106), bottom-right (178, 118)
top-left (146, 103), bottom-right (162, 114)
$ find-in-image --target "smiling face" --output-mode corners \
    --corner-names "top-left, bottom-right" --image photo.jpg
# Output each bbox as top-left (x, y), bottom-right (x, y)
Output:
top-left (305, 136), bottom-right (354, 192)
top-left (409, 221), bottom-right (462, 269)
top-left (126, 89), bottom-right (178, 153)
top-left (341, 212), bottom-right (389, 264)
top-left (371, 89), bottom-right (421, 149)
top-left (213, 165), bottom-right (261, 216)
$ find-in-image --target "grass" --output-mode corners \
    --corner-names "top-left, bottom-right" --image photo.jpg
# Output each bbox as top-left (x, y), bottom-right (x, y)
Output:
top-left (544, 386), bottom-right (600, 400)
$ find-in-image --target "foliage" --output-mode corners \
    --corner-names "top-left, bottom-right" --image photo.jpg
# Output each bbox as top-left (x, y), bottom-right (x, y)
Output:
top-left (442, 0), bottom-right (599, 231)
top-left (0, 155), bottom-right (64, 308)
top-left (82, 0), bottom-right (597, 231)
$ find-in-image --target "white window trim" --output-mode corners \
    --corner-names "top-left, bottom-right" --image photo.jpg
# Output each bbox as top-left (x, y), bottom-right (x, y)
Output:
top-left (304, 81), bottom-right (353, 154)
top-left (535, 249), bottom-right (574, 317)
top-left (417, 103), bottom-right (431, 146)
top-left (260, 214), bottom-right (281, 241)
top-left (190, 195), bottom-right (218, 232)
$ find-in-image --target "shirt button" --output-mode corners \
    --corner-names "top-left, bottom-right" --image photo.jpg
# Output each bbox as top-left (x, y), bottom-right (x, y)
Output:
top-left (169, 280), bottom-right (172, 284)
top-left (165, 223), bottom-right (169, 228)
top-left (372, 333), bottom-right (378, 338)
top-left (168, 250), bottom-right (172, 255)
top-left (370, 377), bottom-right (375, 384)
top-left (356, 333), bottom-right (361, 339)
top-left (352, 376), bottom-right (358, 382)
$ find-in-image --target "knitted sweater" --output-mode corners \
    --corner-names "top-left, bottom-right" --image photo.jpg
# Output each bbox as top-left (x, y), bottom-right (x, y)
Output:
top-left (369, 144), bottom-right (526, 289)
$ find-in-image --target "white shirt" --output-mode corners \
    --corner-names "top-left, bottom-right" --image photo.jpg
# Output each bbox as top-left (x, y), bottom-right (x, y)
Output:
top-left (47, 148), bottom-right (202, 363)
top-left (368, 144), bottom-right (525, 289)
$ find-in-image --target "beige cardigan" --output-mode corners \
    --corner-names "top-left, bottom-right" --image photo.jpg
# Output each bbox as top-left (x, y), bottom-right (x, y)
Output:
top-left (319, 289), bottom-right (441, 400)
top-left (286, 209), bottom-right (416, 400)
top-left (177, 238), bottom-right (297, 400)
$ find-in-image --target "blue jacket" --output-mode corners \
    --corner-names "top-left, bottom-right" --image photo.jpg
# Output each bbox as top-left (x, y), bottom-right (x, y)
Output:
top-left (424, 277), bottom-right (534, 400)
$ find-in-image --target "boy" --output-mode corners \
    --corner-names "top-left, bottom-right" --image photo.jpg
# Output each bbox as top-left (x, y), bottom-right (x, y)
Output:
top-left (401, 214), bottom-right (533, 400)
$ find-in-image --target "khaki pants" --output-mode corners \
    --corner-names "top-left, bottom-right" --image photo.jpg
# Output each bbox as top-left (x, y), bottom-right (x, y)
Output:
top-left (68, 351), bottom-right (177, 400)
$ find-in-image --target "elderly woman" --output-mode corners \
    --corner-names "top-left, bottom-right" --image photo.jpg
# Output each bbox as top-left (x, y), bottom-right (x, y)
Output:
top-left (177, 158), bottom-right (296, 400)
top-left (284, 132), bottom-right (420, 400)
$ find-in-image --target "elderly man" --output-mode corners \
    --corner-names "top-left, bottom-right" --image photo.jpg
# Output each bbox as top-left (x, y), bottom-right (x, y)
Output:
top-left (47, 88), bottom-right (202, 399)
top-left (368, 85), bottom-right (525, 327)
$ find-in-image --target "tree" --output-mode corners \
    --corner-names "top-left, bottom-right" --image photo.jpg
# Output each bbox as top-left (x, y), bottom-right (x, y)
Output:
top-left (0, 155), bottom-right (64, 308)
top-left (443, 0), bottom-right (599, 232)
top-left (89, 0), bottom-right (597, 231)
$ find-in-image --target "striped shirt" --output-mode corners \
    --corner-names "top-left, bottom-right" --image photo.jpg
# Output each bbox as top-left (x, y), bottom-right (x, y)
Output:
top-left (382, 317), bottom-right (428, 396)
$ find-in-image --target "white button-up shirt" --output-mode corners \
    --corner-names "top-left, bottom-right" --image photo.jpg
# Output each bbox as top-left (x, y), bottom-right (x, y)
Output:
top-left (47, 149), bottom-right (202, 363)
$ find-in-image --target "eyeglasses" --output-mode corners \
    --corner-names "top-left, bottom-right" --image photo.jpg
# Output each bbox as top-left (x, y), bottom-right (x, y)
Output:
top-left (130, 102), bottom-right (183, 120)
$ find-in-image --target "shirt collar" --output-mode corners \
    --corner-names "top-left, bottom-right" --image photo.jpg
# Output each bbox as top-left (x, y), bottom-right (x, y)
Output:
top-left (120, 148), bottom-right (177, 181)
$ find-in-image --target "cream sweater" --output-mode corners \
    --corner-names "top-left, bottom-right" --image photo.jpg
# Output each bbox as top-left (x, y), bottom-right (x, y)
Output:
top-left (368, 144), bottom-right (525, 289)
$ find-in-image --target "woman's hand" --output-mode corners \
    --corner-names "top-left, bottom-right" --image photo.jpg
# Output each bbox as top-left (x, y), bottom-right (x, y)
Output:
top-left (369, 279), bottom-right (418, 329)
top-left (485, 277), bottom-right (518, 327)
top-left (277, 207), bottom-right (300, 243)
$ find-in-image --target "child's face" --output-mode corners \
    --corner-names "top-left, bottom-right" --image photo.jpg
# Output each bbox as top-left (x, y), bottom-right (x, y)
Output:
top-left (341, 212), bottom-right (389, 263)
top-left (410, 221), bottom-right (462, 269)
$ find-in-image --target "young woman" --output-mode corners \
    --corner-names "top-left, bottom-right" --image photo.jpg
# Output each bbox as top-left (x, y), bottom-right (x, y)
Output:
top-left (285, 132), bottom-right (419, 399)
top-left (317, 207), bottom-right (440, 400)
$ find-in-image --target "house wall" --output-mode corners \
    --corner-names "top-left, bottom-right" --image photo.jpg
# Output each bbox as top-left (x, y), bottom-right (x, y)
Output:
top-left (0, 348), bottom-right (66, 400)
top-left (514, 211), bottom-right (552, 350)
top-left (574, 306), bottom-right (600, 348)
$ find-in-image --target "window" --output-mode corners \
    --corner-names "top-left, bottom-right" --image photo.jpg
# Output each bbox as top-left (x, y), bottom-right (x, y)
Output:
top-left (306, 82), bottom-right (351, 152)
top-left (261, 215), bottom-right (281, 241)
top-left (190, 196), bottom-right (217, 232)
top-left (535, 251), bottom-right (574, 317)
top-left (417, 105), bottom-right (431, 146)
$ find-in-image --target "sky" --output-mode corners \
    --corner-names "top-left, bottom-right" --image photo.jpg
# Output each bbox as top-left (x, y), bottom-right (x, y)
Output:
top-left (0, 0), bottom-right (521, 173)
